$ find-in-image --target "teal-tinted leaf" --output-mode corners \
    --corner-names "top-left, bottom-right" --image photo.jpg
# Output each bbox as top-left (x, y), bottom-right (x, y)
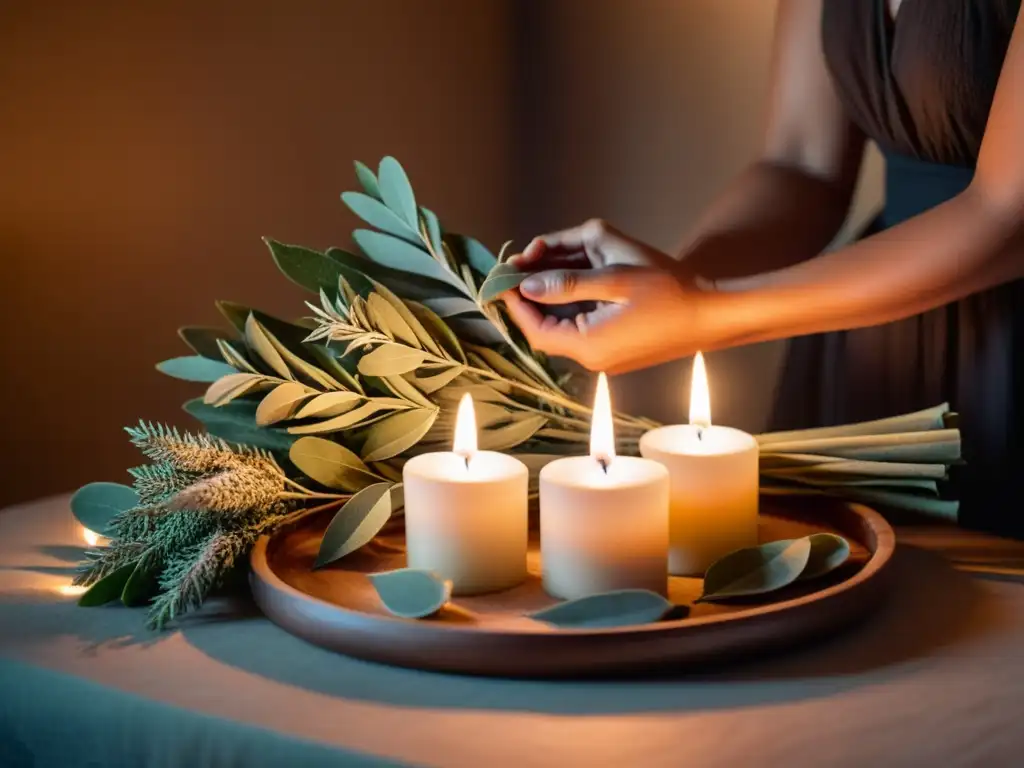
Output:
top-left (265, 238), bottom-right (342, 295)
top-left (530, 590), bottom-right (674, 628)
top-left (447, 234), bottom-right (498, 276)
top-left (698, 538), bottom-right (813, 602)
top-left (478, 263), bottom-right (528, 304)
top-left (420, 207), bottom-right (444, 258)
top-left (156, 356), bottom-right (239, 383)
top-left (183, 398), bottom-right (297, 453)
top-left (121, 557), bottom-right (160, 607)
top-left (315, 482), bottom-right (395, 568)
top-left (360, 408), bottom-right (439, 462)
top-left (70, 482), bottom-right (139, 535)
top-left (357, 345), bottom-right (427, 376)
top-left (354, 160), bottom-right (382, 199)
top-left (353, 230), bottom-right (470, 295)
top-left (342, 191), bottom-right (419, 242)
top-left (78, 563), bottom-right (136, 607)
top-left (367, 568), bottom-right (451, 619)
top-left (422, 296), bottom-right (480, 317)
top-left (377, 156), bottom-right (418, 229)
top-left (290, 436), bottom-right (382, 492)
top-left (800, 533), bottom-right (851, 580)
top-left (178, 326), bottom-right (233, 360)
top-left (448, 317), bottom-right (505, 345)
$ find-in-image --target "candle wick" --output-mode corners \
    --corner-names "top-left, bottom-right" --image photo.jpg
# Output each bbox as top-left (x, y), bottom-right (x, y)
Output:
top-left (696, 427), bottom-right (704, 441)
top-left (597, 457), bottom-right (609, 474)
top-left (463, 454), bottom-right (471, 471)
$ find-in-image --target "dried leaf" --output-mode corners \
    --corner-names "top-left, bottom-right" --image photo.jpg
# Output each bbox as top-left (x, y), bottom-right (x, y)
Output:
top-left (406, 301), bottom-right (466, 363)
top-left (307, 345), bottom-right (363, 394)
top-left (342, 191), bottom-right (419, 242)
top-left (203, 373), bottom-right (271, 407)
top-left (366, 293), bottom-right (421, 348)
top-left (377, 156), bottom-right (419, 229)
top-left (255, 382), bottom-right (311, 426)
top-left (530, 590), bottom-right (674, 628)
top-left (357, 345), bottom-right (427, 376)
top-left (379, 374), bottom-right (434, 409)
top-left (294, 392), bottom-right (363, 419)
top-left (70, 482), bottom-right (139, 535)
top-left (420, 207), bottom-right (444, 259)
top-left (315, 483), bottom-right (395, 568)
top-left (361, 409), bottom-right (439, 462)
top-left (245, 314), bottom-right (293, 380)
top-left (698, 538), bottom-right (813, 603)
top-left (369, 281), bottom-right (445, 357)
top-left (409, 365), bottom-right (464, 394)
top-left (479, 414), bottom-right (548, 451)
top-left (287, 400), bottom-right (408, 435)
top-left (216, 339), bottom-right (259, 374)
top-left (367, 568), bottom-right (451, 619)
top-left (422, 296), bottom-right (480, 317)
top-left (289, 437), bottom-right (382, 492)
top-left (468, 345), bottom-right (542, 388)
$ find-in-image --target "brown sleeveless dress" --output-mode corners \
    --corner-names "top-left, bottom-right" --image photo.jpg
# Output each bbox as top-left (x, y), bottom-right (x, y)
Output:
top-left (771, 0), bottom-right (1023, 536)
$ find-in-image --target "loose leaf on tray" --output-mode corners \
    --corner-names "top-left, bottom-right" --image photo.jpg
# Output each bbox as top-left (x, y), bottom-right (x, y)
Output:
top-left (530, 589), bottom-right (675, 628)
top-left (367, 568), bottom-right (452, 619)
top-left (314, 482), bottom-right (396, 568)
top-left (800, 533), bottom-right (852, 581)
top-left (156, 356), bottom-right (238, 383)
top-left (289, 437), bottom-right (382, 492)
top-left (78, 563), bottom-right (136, 607)
top-left (70, 482), bottom-right (139, 535)
top-left (478, 263), bottom-right (530, 304)
top-left (698, 537), bottom-right (813, 603)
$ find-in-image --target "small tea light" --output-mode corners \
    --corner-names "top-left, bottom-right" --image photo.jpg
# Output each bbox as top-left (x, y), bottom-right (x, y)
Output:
top-left (402, 394), bottom-right (529, 595)
top-left (540, 373), bottom-right (670, 599)
top-left (640, 352), bottom-right (760, 575)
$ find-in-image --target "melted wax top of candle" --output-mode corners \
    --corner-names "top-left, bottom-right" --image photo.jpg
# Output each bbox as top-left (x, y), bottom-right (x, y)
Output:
top-left (541, 455), bottom-right (668, 490)
top-left (643, 424), bottom-right (756, 456)
top-left (408, 451), bottom-right (526, 483)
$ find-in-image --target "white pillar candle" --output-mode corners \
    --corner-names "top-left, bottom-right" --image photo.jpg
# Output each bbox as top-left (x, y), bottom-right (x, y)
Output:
top-left (639, 352), bottom-right (759, 576)
top-left (540, 373), bottom-right (670, 599)
top-left (403, 394), bottom-right (528, 595)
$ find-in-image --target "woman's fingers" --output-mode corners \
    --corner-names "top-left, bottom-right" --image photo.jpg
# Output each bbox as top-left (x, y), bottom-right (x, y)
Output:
top-left (502, 292), bottom-right (583, 357)
top-left (509, 219), bottom-right (617, 269)
top-left (518, 267), bottom-right (631, 304)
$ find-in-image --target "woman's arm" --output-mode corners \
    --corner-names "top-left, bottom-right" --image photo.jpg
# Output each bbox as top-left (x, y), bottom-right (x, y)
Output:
top-left (709, 8), bottom-right (1024, 348)
top-left (677, 0), bottom-right (866, 281)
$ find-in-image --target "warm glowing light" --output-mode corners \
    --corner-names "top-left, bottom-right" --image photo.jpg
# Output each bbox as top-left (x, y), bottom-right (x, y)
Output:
top-left (689, 351), bottom-right (711, 429)
top-left (83, 528), bottom-right (101, 547)
top-left (589, 372), bottom-right (615, 467)
top-left (58, 584), bottom-right (87, 597)
top-left (453, 392), bottom-right (477, 464)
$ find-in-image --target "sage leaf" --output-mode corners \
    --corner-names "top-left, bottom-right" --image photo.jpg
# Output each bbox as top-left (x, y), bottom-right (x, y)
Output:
top-left (121, 558), bottom-right (160, 607)
top-left (290, 436), bottom-right (381, 492)
top-left (265, 238), bottom-right (343, 296)
top-left (70, 482), bottom-right (139, 535)
top-left (409, 364), bottom-right (464, 393)
top-left (255, 382), bottom-right (311, 426)
top-left (800, 533), bottom-right (851, 581)
top-left (178, 326), bottom-right (232, 360)
top-left (368, 281), bottom-right (445, 356)
top-left (184, 399), bottom-right (297, 453)
top-left (407, 301), bottom-right (467, 363)
top-left (315, 482), bottom-right (395, 568)
top-left (367, 568), bottom-right (452, 619)
top-left (366, 292), bottom-right (421, 348)
top-left (203, 373), bottom-right (271, 407)
top-left (377, 156), bottom-right (418, 229)
top-left (357, 345), bottom-right (427, 376)
top-left (287, 400), bottom-right (406, 435)
top-left (78, 563), bottom-right (136, 607)
top-left (478, 263), bottom-right (527, 304)
top-left (353, 230), bottom-right (471, 295)
top-left (245, 315), bottom-right (293, 380)
top-left (480, 414), bottom-right (548, 451)
top-left (447, 234), bottom-right (498, 276)
top-left (361, 408), bottom-right (439, 462)
top-left (698, 537), bottom-right (813, 602)
top-left (295, 392), bottom-right (363, 419)
top-left (377, 374), bottom-right (434, 409)
top-left (421, 207), bottom-right (444, 258)
top-left (530, 590), bottom-right (674, 628)
top-left (354, 160), bottom-right (381, 199)
top-left (216, 340), bottom-right (260, 375)
top-left (422, 296), bottom-right (480, 317)
top-left (156, 356), bottom-right (239, 382)
top-left (468, 345), bottom-right (543, 387)
top-left (342, 191), bottom-right (419, 242)
top-left (448, 317), bottom-right (506, 345)
top-left (216, 300), bottom-right (250, 334)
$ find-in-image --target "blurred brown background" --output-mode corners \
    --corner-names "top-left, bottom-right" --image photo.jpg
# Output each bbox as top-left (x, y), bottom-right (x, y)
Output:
top-left (0, 0), bottom-right (880, 507)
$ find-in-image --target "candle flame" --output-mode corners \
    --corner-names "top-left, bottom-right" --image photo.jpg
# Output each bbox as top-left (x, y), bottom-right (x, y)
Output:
top-left (453, 392), bottom-right (477, 465)
top-left (590, 372), bottom-right (615, 467)
top-left (83, 528), bottom-right (101, 547)
top-left (689, 351), bottom-right (712, 429)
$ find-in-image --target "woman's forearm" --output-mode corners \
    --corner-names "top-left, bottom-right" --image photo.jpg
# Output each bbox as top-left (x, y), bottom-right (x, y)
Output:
top-left (676, 160), bottom-right (856, 280)
top-left (709, 184), bottom-right (1024, 348)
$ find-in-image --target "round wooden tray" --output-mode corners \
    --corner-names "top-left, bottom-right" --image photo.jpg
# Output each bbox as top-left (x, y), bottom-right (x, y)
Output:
top-left (250, 498), bottom-right (895, 678)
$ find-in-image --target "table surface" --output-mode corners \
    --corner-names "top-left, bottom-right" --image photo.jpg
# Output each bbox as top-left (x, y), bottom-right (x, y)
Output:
top-left (3, 496), bottom-right (1024, 768)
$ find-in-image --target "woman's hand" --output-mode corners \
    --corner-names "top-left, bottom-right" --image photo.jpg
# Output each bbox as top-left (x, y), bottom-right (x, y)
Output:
top-left (502, 219), bottom-right (730, 373)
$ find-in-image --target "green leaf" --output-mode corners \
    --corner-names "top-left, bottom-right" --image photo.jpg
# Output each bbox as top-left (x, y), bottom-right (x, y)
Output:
top-left (420, 207), bottom-right (444, 258)
top-left (478, 263), bottom-right (528, 304)
top-left (178, 326), bottom-right (232, 360)
top-left (357, 345), bottom-right (428, 376)
top-left (407, 302), bottom-right (466, 363)
top-left (377, 156), bottom-right (418, 229)
top-left (530, 590), bottom-right (674, 628)
top-left (216, 300), bottom-right (250, 334)
top-left (156, 356), bottom-right (239, 383)
top-left (184, 398), bottom-right (297, 453)
top-left (342, 191), bottom-right (420, 242)
top-left (422, 296), bottom-right (480, 317)
top-left (447, 234), bottom-right (498, 277)
top-left (327, 246), bottom-right (461, 303)
top-left (255, 382), bottom-right (311, 426)
top-left (353, 230), bottom-right (470, 295)
top-left (698, 538), bottom-right (813, 603)
top-left (70, 482), bottom-right (139, 535)
top-left (448, 317), bottom-right (505, 345)
top-left (800, 533), bottom-right (851, 580)
top-left (78, 563), bottom-right (136, 607)
top-left (287, 399), bottom-right (408, 435)
top-left (265, 238), bottom-right (344, 296)
top-left (315, 482), bottom-right (395, 568)
top-left (367, 568), bottom-right (451, 619)
top-left (245, 314), bottom-right (293, 380)
top-left (295, 392), bottom-right (363, 419)
top-left (354, 160), bottom-right (382, 199)
top-left (290, 437), bottom-right (381, 492)
top-left (203, 373), bottom-right (272, 407)
top-left (480, 414), bottom-right (548, 451)
top-left (361, 408), bottom-right (439, 462)
top-left (121, 558), bottom-right (160, 607)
